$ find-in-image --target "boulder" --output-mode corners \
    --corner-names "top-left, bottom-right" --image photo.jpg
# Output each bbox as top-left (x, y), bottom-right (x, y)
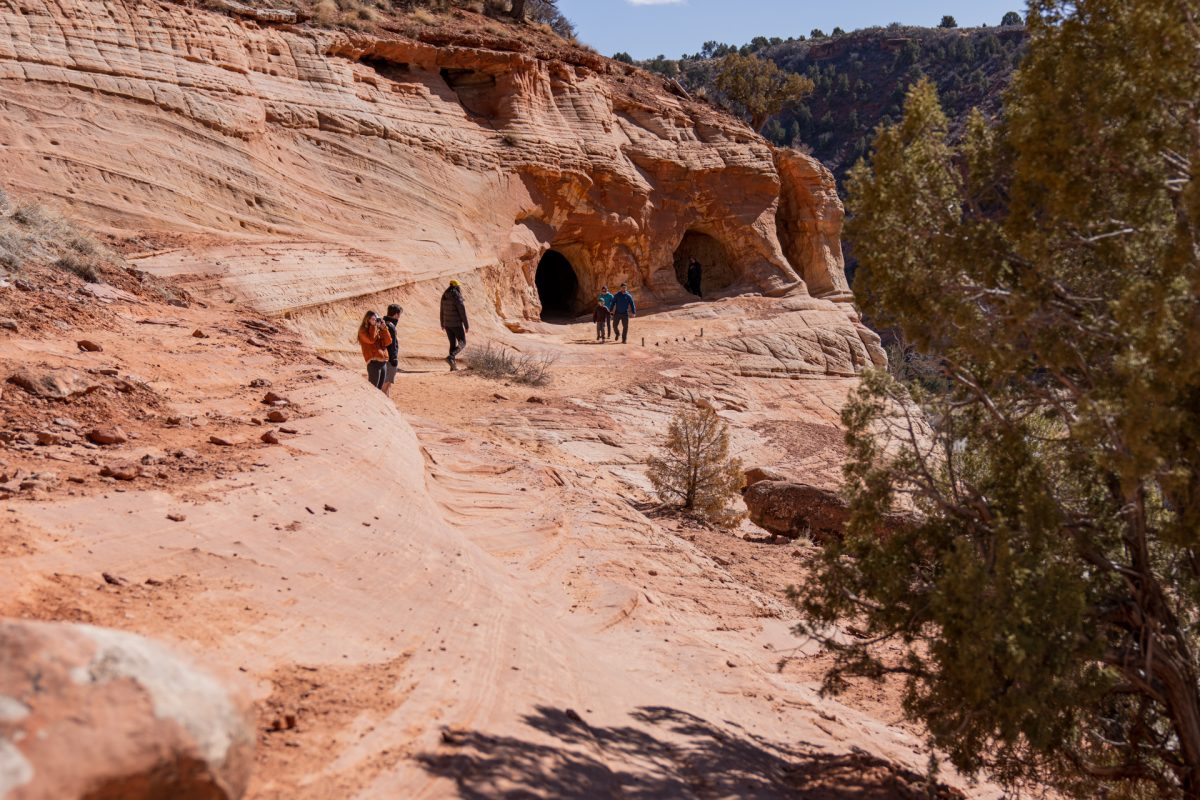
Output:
top-left (742, 480), bottom-right (913, 543)
top-left (0, 619), bottom-right (253, 799)
top-left (742, 480), bottom-right (852, 543)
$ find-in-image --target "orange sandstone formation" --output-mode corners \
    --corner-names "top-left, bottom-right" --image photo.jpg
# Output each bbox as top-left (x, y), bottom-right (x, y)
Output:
top-left (0, 0), bottom-right (879, 364)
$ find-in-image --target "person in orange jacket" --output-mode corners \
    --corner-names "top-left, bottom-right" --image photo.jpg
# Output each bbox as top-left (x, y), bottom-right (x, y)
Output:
top-left (357, 310), bottom-right (392, 390)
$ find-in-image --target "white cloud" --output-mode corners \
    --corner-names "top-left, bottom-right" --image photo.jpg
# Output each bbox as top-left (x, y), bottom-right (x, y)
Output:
top-left (626, 0), bottom-right (685, 5)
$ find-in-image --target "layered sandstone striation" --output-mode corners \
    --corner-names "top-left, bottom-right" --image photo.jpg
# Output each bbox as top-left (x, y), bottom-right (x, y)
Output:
top-left (0, 0), bottom-right (880, 367)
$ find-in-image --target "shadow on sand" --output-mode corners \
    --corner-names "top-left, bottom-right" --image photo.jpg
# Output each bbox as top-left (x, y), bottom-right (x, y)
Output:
top-left (417, 705), bottom-right (963, 799)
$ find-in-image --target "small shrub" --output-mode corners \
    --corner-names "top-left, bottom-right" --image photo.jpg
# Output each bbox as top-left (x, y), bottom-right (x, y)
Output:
top-left (54, 253), bottom-right (99, 283)
top-left (313, 0), bottom-right (338, 23)
top-left (647, 405), bottom-right (744, 526)
top-left (467, 342), bottom-right (557, 385)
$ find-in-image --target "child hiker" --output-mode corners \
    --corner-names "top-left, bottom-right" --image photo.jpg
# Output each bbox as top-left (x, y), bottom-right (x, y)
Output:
top-left (593, 298), bottom-right (611, 342)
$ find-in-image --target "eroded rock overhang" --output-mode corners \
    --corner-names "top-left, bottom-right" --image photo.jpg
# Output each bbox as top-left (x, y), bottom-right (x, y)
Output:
top-left (0, 0), bottom-right (860, 341)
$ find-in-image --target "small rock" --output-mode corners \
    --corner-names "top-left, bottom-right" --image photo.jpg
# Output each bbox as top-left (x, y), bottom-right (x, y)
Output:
top-left (266, 410), bottom-right (289, 423)
top-left (99, 463), bottom-right (141, 481)
top-left (8, 368), bottom-right (99, 399)
top-left (647, 569), bottom-right (658, 577)
top-left (93, 368), bottom-right (119, 377)
top-left (249, 378), bottom-right (271, 388)
top-left (726, 659), bottom-right (737, 668)
top-left (52, 417), bottom-right (80, 430)
top-left (493, 393), bottom-right (508, 401)
top-left (208, 435), bottom-right (235, 447)
top-left (174, 448), bottom-right (200, 459)
top-left (526, 396), bottom-right (546, 404)
top-left (144, 578), bottom-right (164, 586)
top-left (35, 431), bottom-right (64, 446)
top-left (261, 391), bottom-right (288, 405)
top-left (564, 709), bottom-right (584, 723)
top-left (13, 278), bottom-right (35, 292)
top-left (0, 319), bottom-right (17, 332)
top-left (323, 504), bottom-right (337, 513)
top-left (76, 339), bottom-right (103, 352)
top-left (167, 513), bottom-right (186, 522)
top-left (260, 430), bottom-right (279, 445)
top-left (191, 329), bottom-right (208, 338)
top-left (441, 726), bottom-right (469, 746)
top-left (87, 427), bottom-right (127, 446)
top-left (101, 572), bottom-right (126, 586)
top-left (279, 427), bottom-right (298, 435)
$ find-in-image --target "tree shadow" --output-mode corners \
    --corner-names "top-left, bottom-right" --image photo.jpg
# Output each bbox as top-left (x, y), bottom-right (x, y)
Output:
top-left (417, 705), bottom-right (963, 799)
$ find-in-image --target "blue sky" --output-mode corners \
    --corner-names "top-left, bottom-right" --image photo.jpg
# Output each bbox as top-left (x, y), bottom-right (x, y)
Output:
top-left (557, 0), bottom-right (1025, 59)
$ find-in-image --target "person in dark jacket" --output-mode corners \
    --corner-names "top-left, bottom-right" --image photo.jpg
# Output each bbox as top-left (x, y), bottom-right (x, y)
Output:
top-left (381, 303), bottom-right (403, 395)
top-left (611, 282), bottom-right (636, 344)
top-left (592, 299), bottom-right (611, 342)
top-left (686, 258), bottom-right (702, 298)
top-left (440, 280), bottom-right (469, 371)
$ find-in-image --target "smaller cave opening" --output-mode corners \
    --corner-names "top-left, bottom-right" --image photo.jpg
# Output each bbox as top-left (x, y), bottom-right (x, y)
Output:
top-left (440, 68), bottom-right (500, 118)
top-left (673, 231), bottom-right (737, 298)
top-left (535, 250), bottom-right (580, 321)
top-left (360, 57), bottom-right (411, 83)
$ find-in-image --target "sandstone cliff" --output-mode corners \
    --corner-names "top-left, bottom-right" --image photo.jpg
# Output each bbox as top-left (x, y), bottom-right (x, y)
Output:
top-left (0, 0), bottom-right (881, 368)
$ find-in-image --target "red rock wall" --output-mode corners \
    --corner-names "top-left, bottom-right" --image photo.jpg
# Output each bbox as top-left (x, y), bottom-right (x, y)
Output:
top-left (0, 0), bottom-right (852, 326)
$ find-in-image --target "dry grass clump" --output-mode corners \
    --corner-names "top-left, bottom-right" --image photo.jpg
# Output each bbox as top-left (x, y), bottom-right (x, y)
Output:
top-left (0, 187), bottom-right (118, 283)
top-left (309, 0), bottom-right (384, 27)
top-left (467, 342), bottom-right (557, 385)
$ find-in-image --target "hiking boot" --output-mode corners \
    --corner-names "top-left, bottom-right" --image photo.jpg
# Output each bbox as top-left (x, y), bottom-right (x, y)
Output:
top-left (446, 356), bottom-right (457, 371)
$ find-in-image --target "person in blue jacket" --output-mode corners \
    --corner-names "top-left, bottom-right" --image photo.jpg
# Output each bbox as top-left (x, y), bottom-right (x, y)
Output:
top-left (598, 285), bottom-right (616, 339)
top-left (611, 282), bottom-right (636, 344)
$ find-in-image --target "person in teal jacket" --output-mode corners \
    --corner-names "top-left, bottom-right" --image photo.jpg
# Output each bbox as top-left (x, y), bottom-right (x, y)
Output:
top-left (611, 283), bottom-right (636, 344)
top-left (598, 285), bottom-right (615, 339)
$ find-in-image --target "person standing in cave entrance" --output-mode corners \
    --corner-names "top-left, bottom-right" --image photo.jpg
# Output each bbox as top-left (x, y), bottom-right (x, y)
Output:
top-left (611, 282), bottom-right (636, 344)
top-left (598, 285), bottom-right (616, 339)
top-left (381, 303), bottom-right (403, 395)
top-left (440, 280), bottom-right (469, 371)
top-left (686, 258), bottom-right (703, 298)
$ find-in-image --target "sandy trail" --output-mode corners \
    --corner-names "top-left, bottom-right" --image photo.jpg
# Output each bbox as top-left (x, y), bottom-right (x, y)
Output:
top-left (0, 282), bottom-right (997, 798)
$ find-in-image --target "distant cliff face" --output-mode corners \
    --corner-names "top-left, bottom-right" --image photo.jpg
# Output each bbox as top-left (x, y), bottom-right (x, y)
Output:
top-left (0, 0), bottom-right (874, 362)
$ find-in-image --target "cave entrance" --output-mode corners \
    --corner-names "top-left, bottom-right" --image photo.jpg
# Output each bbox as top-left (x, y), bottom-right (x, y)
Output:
top-left (673, 231), bottom-right (737, 298)
top-left (535, 249), bottom-right (580, 321)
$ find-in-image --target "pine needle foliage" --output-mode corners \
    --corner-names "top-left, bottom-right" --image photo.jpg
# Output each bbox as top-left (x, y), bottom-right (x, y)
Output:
top-left (793, 1), bottom-right (1200, 798)
top-left (713, 53), bottom-right (814, 132)
top-left (648, 406), bottom-right (744, 526)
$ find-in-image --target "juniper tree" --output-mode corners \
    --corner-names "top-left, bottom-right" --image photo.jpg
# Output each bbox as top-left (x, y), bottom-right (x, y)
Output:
top-left (648, 406), bottom-right (743, 526)
top-left (794, 1), bottom-right (1200, 797)
top-left (713, 53), bottom-right (813, 132)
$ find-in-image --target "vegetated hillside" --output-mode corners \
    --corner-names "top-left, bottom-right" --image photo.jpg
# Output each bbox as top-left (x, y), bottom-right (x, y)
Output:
top-left (639, 24), bottom-right (1027, 184)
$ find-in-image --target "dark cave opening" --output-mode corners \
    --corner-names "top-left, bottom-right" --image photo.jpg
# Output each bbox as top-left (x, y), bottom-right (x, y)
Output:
top-left (672, 231), bottom-right (737, 297)
top-left (535, 250), bottom-right (580, 321)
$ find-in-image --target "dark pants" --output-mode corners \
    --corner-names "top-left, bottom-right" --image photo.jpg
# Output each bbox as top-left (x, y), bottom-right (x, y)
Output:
top-left (367, 359), bottom-right (387, 390)
top-left (688, 277), bottom-right (702, 297)
top-left (596, 320), bottom-right (607, 340)
top-left (445, 326), bottom-right (467, 360)
top-left (614, 314), bottom-right (629, 343)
